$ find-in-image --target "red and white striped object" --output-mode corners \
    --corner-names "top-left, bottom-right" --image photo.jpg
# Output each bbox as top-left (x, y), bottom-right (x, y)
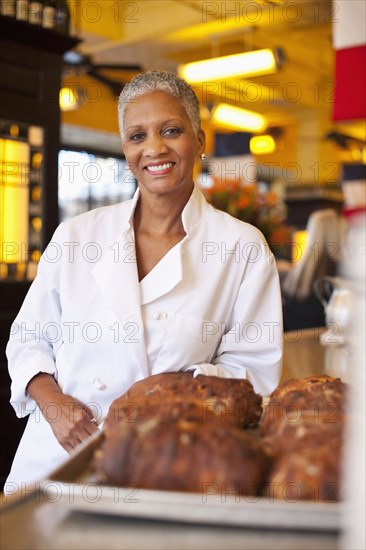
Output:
top-left (333, 0), bottom-right (366, 121)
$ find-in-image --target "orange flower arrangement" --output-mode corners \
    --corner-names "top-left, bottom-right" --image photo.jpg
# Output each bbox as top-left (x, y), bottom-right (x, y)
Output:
top-left (202, 179), bottom-right (294, 258)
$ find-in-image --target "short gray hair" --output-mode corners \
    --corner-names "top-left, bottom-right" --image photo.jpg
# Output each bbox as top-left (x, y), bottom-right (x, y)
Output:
top-left (118, 71), bottom-right (201, 139)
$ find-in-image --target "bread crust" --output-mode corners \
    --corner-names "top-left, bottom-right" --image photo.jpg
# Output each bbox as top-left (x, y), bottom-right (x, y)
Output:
top-left (93, 418), bottom-right (270, 495)
top-left (260, 374), bottom-right (347, 437)
top-left (107, 372), bottom-right (263, 429)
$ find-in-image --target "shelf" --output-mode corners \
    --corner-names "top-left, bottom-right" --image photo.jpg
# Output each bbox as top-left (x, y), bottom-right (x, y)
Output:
top-left (0, 15), bottom-right (80, 54)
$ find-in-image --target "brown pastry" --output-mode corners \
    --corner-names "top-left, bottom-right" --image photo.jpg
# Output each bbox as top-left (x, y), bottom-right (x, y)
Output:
top-left (108, 372), bottom-right (263, 429)
top-left (268, 374), bottom-right (340, 402)
top-left (266, 438), bottom-right (342, 502)
top-left (93, 418), bottom-right (271, 496)
top-left (260, 375), bottom-right (347, 436)
top-left (262, 410), bottom-right (345, 456)
top-left (259, 375), bottom-right (347, 502)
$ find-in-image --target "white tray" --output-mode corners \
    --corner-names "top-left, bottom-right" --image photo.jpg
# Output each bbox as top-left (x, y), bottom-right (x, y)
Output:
top-left (42, 431), bottom-right (341, 532)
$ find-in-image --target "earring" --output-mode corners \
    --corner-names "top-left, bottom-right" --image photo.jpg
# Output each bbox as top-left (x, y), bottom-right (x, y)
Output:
top-left (125, 162), bottom-right (130, 170)
top-left (200, 153), bottom-right (206, 160)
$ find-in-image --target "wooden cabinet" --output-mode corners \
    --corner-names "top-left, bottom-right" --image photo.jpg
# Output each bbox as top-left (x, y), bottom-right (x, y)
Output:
top-left (0, 15), bottom-right (79, 489)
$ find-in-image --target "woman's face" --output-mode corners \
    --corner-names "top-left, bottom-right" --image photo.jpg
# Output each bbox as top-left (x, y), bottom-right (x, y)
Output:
top-left (122, 90), bottom-right (205, 199)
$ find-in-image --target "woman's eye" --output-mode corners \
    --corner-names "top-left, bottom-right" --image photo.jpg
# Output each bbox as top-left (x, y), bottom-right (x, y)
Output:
top-left (164, 128), bottom-right (181, 136)
top-left (130, 133), bottom-right (145, 142)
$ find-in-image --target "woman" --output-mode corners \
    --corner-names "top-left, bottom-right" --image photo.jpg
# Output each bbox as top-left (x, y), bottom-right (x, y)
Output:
top-left (282, 208), bottom-right (346, 331)
top-left (5, 71), bottom-right (283, 490)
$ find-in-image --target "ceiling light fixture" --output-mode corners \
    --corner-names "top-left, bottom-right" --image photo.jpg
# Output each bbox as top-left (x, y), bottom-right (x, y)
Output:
top-left (59, 86), bottom-right (84, 111)
top-left (250, 135), bottom-right (276, 154)
top-left (212, 103), bottom-right (267, 132)
top-left (178, 48), bottom-right (284, 84)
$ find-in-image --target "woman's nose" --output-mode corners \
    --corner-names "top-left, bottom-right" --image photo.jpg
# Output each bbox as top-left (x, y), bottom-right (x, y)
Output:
top-left (144, 132), bottom-right (168, 156)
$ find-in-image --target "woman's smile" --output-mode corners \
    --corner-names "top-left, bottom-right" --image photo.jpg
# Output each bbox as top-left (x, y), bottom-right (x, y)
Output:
top-left (144, 161), bottom-right (176, 175)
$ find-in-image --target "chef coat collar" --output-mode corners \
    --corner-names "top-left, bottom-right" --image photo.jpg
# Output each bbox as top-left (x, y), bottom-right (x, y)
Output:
top-left (120, 186), bottom-right (140, 232)
top-left (181, 184), bottom-right (205, 237)
top-left (121, 184), bottom-right (205, 237)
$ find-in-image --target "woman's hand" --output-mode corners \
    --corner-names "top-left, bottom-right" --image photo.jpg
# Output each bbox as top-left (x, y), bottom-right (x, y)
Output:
top-left (26, 373), bottom-right (99, 453)
top-left (42, 393), bottom-right (99, 453)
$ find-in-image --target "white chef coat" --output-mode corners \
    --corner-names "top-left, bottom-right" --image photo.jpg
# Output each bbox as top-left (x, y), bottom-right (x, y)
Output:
top-left (5, 184), bottom-right (283, 490)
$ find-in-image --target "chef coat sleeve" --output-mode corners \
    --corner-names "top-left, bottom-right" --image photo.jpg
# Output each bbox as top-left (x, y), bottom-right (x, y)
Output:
top-left (6, 225), bottom-right (64, 418)
top-left (191, 240), bottom-right (283, 396)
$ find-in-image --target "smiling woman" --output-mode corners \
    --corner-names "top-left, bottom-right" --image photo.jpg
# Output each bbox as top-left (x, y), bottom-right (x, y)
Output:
top-left (117, 72), bottom-right (206, 281)
top-left (5, 71), bottom-right (283, 492)
top-left (122, 90), bottom-right (204, 202)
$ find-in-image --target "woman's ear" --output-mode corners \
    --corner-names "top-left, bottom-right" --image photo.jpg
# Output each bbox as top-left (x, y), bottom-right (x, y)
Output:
top-left (197, 129), bottom-right (206, 158)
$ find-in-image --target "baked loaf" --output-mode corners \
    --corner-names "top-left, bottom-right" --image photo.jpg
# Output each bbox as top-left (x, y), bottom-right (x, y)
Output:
top-left (260, 374), bottom-right (347, 436)
top-left (93, 417), bottom-right (271, 495)
top-left (267, 374), bottom-right (340, 402)
top-left (93, 373), bottom-right (267, 494)
top-left (107, 372), bottom-right (263, 429)
top-left (263, 410), bottom-right (344, 456)
top-left (260, 375), bottom-right (347, 502)
top-left (266, 415), bottom-right (343, 501)
top-left (267, 440), bottom-right (342, 501)
top-left (93, 373), bottom-right (347, 501)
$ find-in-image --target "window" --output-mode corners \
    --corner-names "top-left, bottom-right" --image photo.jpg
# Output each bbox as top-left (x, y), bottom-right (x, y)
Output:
top-left (58, 149), bottom-right (136, 222)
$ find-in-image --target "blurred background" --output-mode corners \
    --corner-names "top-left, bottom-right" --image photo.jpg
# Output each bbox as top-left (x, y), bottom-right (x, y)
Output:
top-left (1, 0), bottom-right (365, 273)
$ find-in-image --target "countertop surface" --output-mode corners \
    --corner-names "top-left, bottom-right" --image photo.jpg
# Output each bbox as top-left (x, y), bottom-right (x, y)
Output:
top-left (1, 494), bottom-right (340, 550)
top-left (1, 328), bottom-right (342, 550)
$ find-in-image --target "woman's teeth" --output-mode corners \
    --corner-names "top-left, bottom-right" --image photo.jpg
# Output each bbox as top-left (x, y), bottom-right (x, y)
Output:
top-left (146, 163), bottom-right (173, 172)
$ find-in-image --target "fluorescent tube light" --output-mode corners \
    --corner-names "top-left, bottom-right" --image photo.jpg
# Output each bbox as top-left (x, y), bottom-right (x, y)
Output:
top-left (179, 49), bottom-right (281, 83)
top-left (212, 103), bottom-right (267, 132)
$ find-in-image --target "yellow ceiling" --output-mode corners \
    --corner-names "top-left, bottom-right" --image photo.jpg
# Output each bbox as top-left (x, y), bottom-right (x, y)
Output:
top-left (62, 0), bottom-right (365, 174)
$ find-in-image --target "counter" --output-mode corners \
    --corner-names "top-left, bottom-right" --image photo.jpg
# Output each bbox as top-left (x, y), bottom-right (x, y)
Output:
top-left (1, 329), bottom-right (341, 550)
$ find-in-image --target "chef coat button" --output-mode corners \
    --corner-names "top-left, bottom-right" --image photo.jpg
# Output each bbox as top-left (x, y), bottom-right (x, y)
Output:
top-left (160, 312), bottom-right (168, 319)
top-left (92, 377), bottom-right (106, 390)
top-left (153, 312), bottom-right (161, 320)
